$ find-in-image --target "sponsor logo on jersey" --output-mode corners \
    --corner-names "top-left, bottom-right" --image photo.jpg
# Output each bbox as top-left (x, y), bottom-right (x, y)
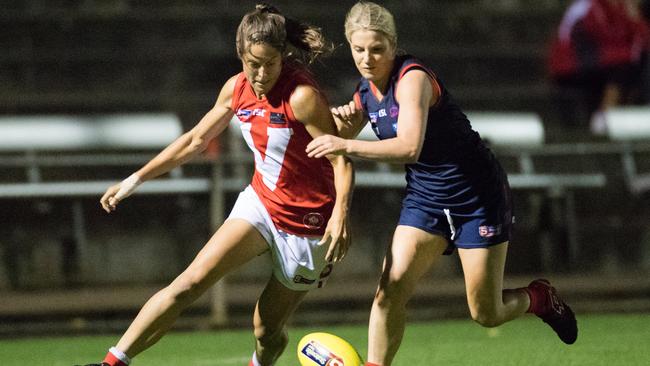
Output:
top-left (252, 108), bottom-right (266, 117)
top-left (303, 212), bottom-right (325, 229)
top-left (236, 109), bottom-right (252, 120)
top-left (270, 112), bottom-right (287, 124)
top-left (369, 112), bottom-right (378, 123)
top-left (378, 108), bottom-right (387, 117)
top-left (479, 225), bottom-right (502, 238)
top-left (300, 340), bottom-right (344, 366)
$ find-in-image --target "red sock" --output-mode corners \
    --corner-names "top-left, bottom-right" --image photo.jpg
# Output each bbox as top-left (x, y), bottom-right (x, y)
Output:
top-left (102, 351), bottom-right (128, 366)
top-left (524, 286), bottom-right (543, 314)
top-left (365, 363), bottom-right (382, 366)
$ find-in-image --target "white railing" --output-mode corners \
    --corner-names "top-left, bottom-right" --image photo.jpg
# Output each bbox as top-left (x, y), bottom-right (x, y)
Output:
top-left (6, 112), bottom-right (650, 325)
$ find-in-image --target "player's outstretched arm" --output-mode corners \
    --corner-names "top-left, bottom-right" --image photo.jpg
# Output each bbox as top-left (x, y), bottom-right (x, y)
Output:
top-left (100, 76), bottom-right (238, 213)
top-left (293, 85), bottom-right (354, 262)
top-left (306, 69), bottom-right (435, 163)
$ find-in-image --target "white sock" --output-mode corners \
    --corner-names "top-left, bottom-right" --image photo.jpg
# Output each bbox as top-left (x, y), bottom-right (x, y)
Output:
top-left (251, 351), bottom-right (263, 366)
top-left (109, 346), bottom-right (131, 365)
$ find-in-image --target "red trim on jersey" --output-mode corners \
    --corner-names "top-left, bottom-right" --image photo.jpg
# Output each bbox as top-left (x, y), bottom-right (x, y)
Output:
top-left (397, 63), bottom-right (442, 107)
top-left (368, 80), bottom-right (383, 101)
top-left (353, 90), bottom-right (362, 110)
top-left (230, 72), bottom-right (247, 111)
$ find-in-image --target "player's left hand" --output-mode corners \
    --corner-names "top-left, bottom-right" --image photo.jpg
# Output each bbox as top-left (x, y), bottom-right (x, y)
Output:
top-left (306, 134), bottom-right (348, 158)
top-left (320, 210), bottom-right (350, 262)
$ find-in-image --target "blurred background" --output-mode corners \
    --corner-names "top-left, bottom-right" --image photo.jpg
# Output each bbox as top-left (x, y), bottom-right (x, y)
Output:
top-left (1, 0), bottom-right (649, 337)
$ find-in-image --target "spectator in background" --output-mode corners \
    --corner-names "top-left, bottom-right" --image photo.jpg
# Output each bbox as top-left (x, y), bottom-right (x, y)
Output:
top-left (548, 0), bottom-right (649, 135)
top-left (641, 0), bottom-right (650, 101)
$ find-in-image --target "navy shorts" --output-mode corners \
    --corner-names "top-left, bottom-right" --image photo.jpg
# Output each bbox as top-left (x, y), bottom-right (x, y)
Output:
top-left (398, 177), bottom-right (514, 255)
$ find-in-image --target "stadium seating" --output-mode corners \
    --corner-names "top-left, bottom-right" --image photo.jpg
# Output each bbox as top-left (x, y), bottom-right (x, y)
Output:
top-left (605, 107), bottom-right (650, 195)
top-left (0, 113), bottom-right (210, 198)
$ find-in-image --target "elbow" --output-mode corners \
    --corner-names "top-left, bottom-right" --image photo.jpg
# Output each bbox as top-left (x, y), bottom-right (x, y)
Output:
top-left (402, 147), bottom-right (421, 164)
top-left (187, 133), bottom-right (209, 155)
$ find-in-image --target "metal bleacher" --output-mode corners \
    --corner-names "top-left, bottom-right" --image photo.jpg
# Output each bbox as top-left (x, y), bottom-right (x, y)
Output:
top-left (605, 107), bottom-right (650, 195)
top-left (0, 114), bottom-right (211, 199)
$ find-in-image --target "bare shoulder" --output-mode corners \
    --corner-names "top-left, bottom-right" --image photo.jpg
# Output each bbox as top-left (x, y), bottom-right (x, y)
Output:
top-left (290, 84), bottom-right (323, 107)
top-left (396, 69), bottom-right (436, 105)
top-left (398, 69), bottom-right (432, 91)
top-left (215, 74), bottom-right (242, 108)
top-left (290, 84), bottom-right (328, 121)
top-left (220, 74), bottom-right (241, 97)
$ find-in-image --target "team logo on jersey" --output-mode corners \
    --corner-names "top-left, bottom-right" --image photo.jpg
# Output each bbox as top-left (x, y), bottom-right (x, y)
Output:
top-left (270, 112), bottom-right (287, 124)
top-left (369, 112), bottom-right (378, 123)
top-left (389, 105), bottom-right (399, 118)
top-left (303, 212), bottom-right (325, 230)
top-left (479, 225), bottom-right (502, 238)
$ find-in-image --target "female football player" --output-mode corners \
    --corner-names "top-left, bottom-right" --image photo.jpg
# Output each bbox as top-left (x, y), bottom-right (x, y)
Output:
top-left (306, 2), bottom-right (577, 365)
top-left (82, 4), bottom-right (354, 366)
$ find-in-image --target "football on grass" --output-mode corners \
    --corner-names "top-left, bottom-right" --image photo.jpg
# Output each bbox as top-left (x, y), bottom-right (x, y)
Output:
top-left (297, 332), bottom-right (362, 366)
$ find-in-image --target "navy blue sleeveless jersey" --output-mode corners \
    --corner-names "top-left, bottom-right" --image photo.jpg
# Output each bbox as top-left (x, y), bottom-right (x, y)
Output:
top-left (355, 55), bottom-right (513, 251)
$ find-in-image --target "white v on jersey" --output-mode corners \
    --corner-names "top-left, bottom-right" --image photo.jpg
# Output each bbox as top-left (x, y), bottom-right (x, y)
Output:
top-left (230, 62), bottom-right (335, 236)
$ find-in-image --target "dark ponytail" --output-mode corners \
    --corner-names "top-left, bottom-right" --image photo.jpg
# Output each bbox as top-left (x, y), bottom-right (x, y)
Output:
top-left (236, 3), bottom-right (334, 64)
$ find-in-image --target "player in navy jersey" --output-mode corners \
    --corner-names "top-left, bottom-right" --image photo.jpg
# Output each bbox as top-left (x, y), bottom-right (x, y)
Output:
top-left (306, 2), bottom-right (577, 365)
top-left (77, 4), bottom-right (353, 366)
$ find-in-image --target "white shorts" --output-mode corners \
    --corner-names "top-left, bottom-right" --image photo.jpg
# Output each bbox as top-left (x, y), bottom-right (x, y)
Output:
top-left (227, 185), bottom-right (333, 291)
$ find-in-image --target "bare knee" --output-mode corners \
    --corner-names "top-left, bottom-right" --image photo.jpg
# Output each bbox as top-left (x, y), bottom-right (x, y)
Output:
top-left (166, 271), bottom-right (211, 306)
top-left (254, 324), bottom-right (288, 350)
top-left (468, 301), bottom-right (504, 328)
top-left (374, 276), bottom-right (413, 310)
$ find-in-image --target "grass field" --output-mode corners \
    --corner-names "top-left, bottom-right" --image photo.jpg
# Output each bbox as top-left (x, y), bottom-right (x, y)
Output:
top-left (2, 313), bottom-right (649, 365)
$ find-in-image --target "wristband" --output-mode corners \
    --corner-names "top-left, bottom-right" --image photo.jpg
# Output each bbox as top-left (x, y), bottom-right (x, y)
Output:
top-left (114, 173), bottom-right (142, 200)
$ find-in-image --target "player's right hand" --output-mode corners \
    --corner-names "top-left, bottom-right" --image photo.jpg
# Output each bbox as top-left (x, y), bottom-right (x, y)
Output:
top-left (331, 101), bottom-right (362, 130)
top-left (100, 183), bottom-right (122, 213)
top-left (100, 173), bottom-right (142, 213)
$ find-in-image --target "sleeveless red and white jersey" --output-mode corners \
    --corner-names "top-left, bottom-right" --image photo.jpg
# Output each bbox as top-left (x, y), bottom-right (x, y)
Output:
top-left (230, 63), bottom-right (335, 236)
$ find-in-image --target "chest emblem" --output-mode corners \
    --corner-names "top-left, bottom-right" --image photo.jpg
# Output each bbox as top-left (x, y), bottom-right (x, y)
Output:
top-left (270, 112), bottom-right (287, 124)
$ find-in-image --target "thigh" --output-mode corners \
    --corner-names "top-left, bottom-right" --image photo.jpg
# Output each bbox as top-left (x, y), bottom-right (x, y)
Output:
top-left (380, 225), bottom-right (448, 291)
top-left (176, 219), bottom-right (269, 289)
top-left (458, 241), bottom-right (508, 304)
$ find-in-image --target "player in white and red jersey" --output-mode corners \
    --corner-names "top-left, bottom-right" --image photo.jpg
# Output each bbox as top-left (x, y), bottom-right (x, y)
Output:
top-left (80, 5), bottom-right (353, 366)
top-left (231, 60), bottom-right (336, 238)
